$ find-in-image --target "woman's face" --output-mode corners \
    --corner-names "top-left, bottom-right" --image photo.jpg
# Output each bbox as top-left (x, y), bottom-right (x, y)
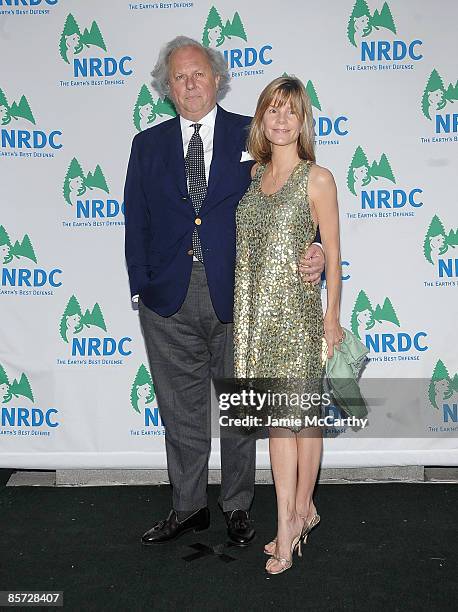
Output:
top-left (262, 101), bottom-right (301, 149)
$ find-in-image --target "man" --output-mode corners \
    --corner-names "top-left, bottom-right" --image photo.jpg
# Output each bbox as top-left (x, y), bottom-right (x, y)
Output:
top-left (124, 36), bottom-right (324, 546)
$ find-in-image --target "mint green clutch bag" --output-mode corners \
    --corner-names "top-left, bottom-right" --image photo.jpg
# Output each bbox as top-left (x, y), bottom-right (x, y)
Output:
top-left (325, 327), bottom-right (369, 418)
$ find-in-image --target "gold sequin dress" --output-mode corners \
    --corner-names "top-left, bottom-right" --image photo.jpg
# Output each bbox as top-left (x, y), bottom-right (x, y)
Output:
top-left (233, 160), bottom-right (326, 431)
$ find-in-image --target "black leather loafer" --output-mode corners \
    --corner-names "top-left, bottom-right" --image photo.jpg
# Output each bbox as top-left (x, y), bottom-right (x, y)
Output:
top-left (141, 507), bottom-right (210, 545)
top-left (224, 509), bottom-right (256, 546)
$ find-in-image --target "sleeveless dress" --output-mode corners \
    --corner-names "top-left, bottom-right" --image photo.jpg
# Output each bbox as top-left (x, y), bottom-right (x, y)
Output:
top-left (233, 160), bottom-right (327, 431)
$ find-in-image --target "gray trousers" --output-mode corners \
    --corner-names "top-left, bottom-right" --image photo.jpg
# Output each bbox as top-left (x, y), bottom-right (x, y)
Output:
top-left (139, 262), bottom-right (256, 512)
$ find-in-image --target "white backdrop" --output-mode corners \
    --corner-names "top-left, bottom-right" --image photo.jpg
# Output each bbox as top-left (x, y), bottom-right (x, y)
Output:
top-left (1, 0), bottom-right (457, 469)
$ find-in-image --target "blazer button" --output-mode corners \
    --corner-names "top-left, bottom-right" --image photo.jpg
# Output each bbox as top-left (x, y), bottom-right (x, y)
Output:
top-left (195, 217), bottom-right (202, 225)
top-left (187, 249), bottom-right (194, 256)
top-left (181, 196), bottom-right (187, 201)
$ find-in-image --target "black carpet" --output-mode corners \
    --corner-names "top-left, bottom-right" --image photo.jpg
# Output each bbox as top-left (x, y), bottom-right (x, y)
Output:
top-left (0, 473), bottom-right (456, 612)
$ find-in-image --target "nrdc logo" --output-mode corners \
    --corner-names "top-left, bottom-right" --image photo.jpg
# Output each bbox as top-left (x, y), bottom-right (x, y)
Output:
top-left (0, 363), bottom-right (58, 430)
top-left (0, 0), bottom-right (59, 14)
top-left (351, 289), bottom-right (428, 359)
top-left (59, 13), bottom-right (133, 86)
top-left (429, 360), bottom-right (457, 423)
top-left (0, 225), bottom-right (63, 295)
top-left (202, 6), bottom-right (272, 77)
top-left (0, 87), bottom-right (62, 154)
top-left (423, 215), bottom-right (458, 283)
top-left (62, 157), bottom-right (124, 226)
top-left (346, 146), bottom-right (423, 218)
top-left (347, 0), bottom-right (422, 65)
top-left (305, 79), bottom-right (349, 144)
top-left (421, 69), bottom-right (458, 136)
top-left (133, 84), bottom-right (176, 132)
top-left (58, 295), bottom-right (132, 363)
top-left (130, 364), bottom-right (164, 431)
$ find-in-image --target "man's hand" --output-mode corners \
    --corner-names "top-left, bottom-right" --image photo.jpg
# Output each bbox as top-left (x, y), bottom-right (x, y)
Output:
top-left (298, 244), bottom-right (325, 285)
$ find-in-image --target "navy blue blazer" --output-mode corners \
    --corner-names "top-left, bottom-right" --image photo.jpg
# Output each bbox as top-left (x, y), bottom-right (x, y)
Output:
top-left (124, 105), bottom-right (253, 323)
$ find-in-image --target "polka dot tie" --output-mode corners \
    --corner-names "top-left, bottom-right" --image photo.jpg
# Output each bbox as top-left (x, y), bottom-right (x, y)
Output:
top-left (184, 123), bottom-right (206, 263)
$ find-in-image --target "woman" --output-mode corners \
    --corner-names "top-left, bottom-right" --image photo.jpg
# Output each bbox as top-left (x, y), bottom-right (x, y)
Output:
top-left (233, 76), bottom-right (343, 574)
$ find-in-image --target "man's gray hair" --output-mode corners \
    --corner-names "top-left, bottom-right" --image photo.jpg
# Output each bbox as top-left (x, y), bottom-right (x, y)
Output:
top-left (151, 35), bottom-right (230, 100)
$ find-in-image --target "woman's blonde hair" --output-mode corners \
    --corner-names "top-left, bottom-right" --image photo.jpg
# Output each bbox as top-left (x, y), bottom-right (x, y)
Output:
top-left (247, 76), bottom-right (315, 164)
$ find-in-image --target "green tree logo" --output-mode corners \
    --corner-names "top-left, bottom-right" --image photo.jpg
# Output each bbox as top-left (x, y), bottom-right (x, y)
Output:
top-left (423, 215), bottom-right (458, 265)
top-left (133, 85), bottom-right (176, 132)
top-left (351, 290), bottom-right (400, 339)
top-left (282, 74), bottom-right (321, 111)
top-left (428, 359), bottom-right (457, 410)
top-left (63, 158), bottom-right (109, 205)
top-left (202, 6), bottom-right (247, 48)
top-left (0, 363), bottom-right (34, 404)
top-left (347, 0), bottom-right (396, 47)
top-left (59, 13), bottom-right (107, 63)
top-left (421, 69), bottom-right (458, 120)
top-left (305, 80), bottom-right (322, 112)
top-left (347, 146), bottom-right (395, 195)
top-left (59, 295), bottom-right (107, 342)
top-left (130, 364), bottom-right (155, 413)
top-left (0, 87), bottom-right (35, 126)
top-left (0, 225), bottom-right (37, 266)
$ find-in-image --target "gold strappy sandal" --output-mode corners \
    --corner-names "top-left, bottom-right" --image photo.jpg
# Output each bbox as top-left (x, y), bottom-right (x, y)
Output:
top-left (264, 513), bottom-right (320, 556)
top-left (265, 531), bottom-right (303, 575)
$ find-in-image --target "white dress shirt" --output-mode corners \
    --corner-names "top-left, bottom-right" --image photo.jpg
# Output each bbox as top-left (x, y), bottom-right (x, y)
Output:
top-left (180, 105), bottom-right (217, 185)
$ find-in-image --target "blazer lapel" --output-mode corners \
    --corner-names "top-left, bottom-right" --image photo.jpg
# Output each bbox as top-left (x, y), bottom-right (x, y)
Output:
top-left (162, 116), bottom-right (188, 198)
top-left (205, 106), bottom-right (237, 204)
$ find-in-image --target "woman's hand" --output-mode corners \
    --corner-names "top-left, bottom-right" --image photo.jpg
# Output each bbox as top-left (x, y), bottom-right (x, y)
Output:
top-left (324, 315), bottom-right (344, 359)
